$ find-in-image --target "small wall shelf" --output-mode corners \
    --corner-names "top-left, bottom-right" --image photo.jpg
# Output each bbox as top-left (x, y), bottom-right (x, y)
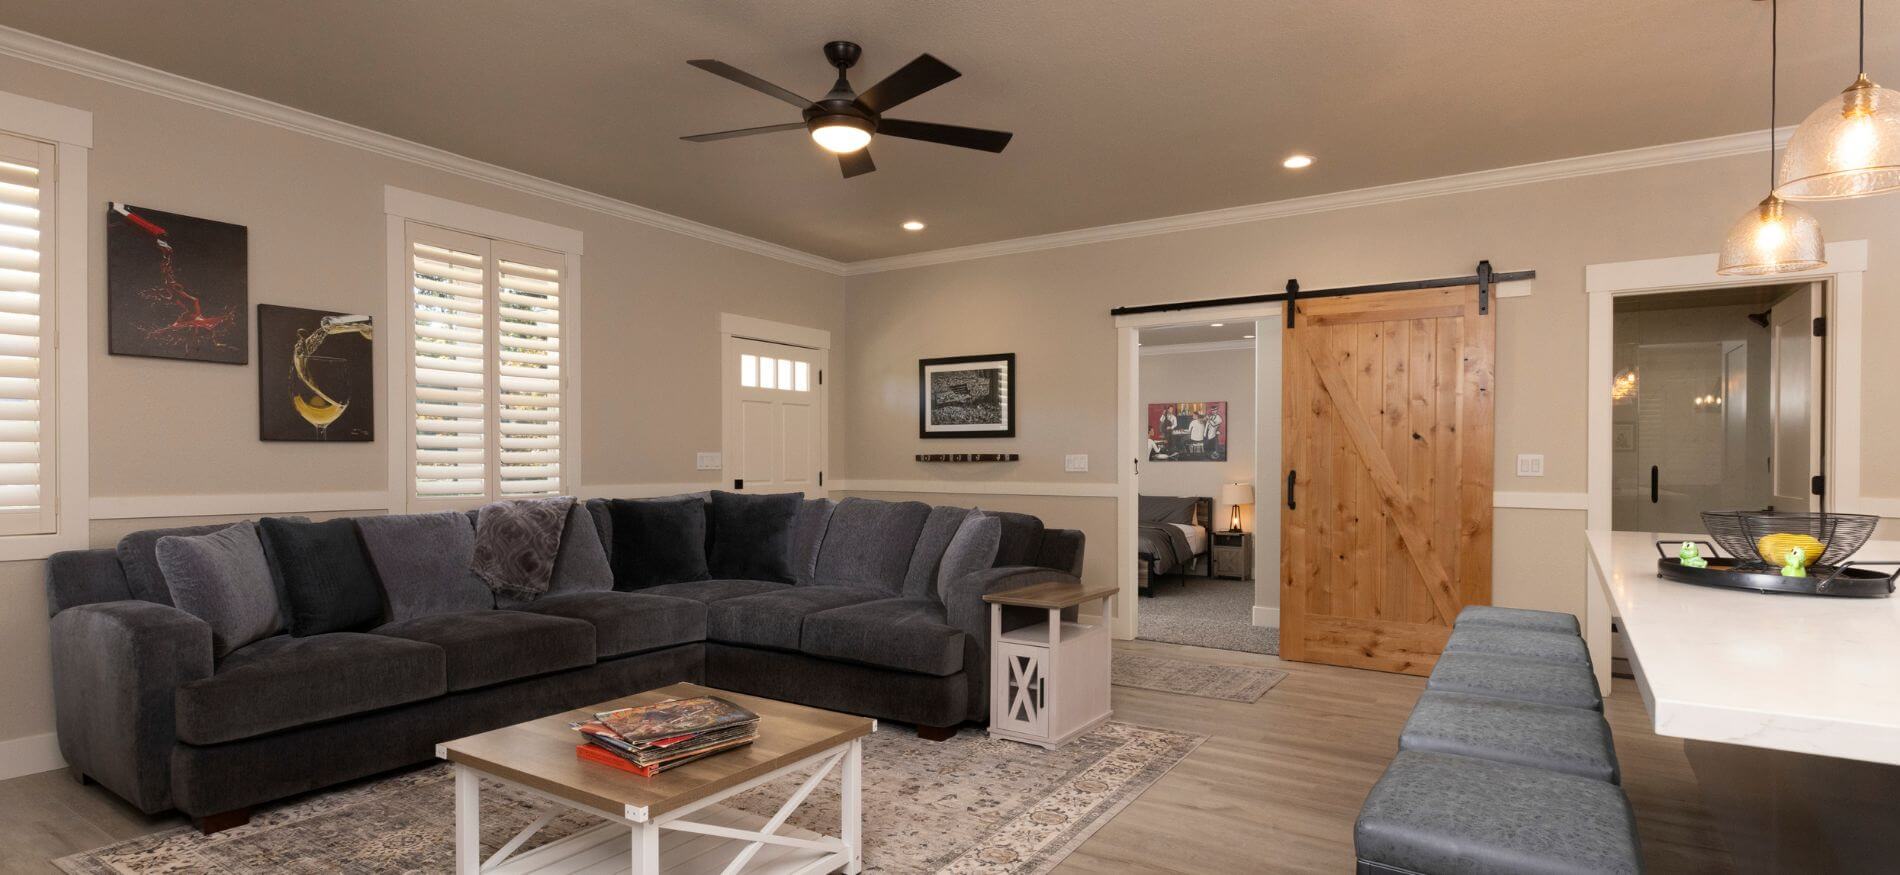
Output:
top-left (915, 453), bottom-right (1019, 462)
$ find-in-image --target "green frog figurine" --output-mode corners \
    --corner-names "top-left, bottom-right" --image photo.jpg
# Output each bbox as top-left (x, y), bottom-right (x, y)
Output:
top-left (1781, 546), bottom-right (1808, 578)
top-left (1678, 541), bottom-right (1709, 569)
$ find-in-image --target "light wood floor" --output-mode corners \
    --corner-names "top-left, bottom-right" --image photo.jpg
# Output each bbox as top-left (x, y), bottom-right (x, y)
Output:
top-left (0, 639), bottom-right (1732, 874)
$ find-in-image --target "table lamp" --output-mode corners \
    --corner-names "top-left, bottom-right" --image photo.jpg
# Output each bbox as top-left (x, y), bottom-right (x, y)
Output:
top-left (1219, 482), bottom-right (1254, 533)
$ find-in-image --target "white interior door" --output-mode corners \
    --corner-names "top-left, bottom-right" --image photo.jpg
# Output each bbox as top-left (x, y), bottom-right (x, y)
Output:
top-left (1770, 284), bottom-right (1822, 512)
top-left (724, 336), bottom-right (824, 494)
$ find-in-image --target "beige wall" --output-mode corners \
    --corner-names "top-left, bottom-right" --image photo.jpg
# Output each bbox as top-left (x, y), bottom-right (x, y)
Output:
top-left (835, 149), bottom-right (1900, 635)
top-left (1138, 346), bottom-right (1256, 530)
top-left (0, 56), bottom-right (845, 751)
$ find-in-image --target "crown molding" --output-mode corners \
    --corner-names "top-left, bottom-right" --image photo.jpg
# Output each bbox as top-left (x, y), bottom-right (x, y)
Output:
top-left (0, 25), bottom-right (849, 276)
top-left (842, 127), bottom-right (1796, 276)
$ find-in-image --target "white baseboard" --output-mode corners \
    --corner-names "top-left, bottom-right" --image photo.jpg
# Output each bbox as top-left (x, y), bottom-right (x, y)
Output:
top-left (1252, 606), bottom-right (1279, 628)
top-left (0, 731), bottom-right (63, 781)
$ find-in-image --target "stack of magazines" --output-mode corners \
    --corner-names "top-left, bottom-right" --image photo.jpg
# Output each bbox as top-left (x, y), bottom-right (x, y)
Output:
top-left (572, 696), bottom-right (760, 777)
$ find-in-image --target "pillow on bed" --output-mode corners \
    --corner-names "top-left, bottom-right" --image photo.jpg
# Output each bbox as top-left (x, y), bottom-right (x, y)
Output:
top-left (1138, 495), bottom-right (1201, 524)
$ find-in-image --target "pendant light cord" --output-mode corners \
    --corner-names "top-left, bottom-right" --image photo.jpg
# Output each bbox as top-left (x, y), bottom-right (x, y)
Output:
top-left (1862, 0), bottom-right (1868, 73)
top-left (1771, 0), bottom-right (1780, 190)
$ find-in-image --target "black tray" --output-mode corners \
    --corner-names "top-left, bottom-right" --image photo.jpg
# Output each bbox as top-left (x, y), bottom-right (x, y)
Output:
top-left (1655, 541), bottom-right (1897, 598)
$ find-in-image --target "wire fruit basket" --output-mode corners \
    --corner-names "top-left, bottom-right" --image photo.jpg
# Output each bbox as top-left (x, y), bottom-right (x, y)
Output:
top-left (1654, 510), bottom-right (1896, 597)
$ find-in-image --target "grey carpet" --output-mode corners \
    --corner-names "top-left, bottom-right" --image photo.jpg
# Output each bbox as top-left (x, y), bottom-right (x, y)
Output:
top-left (1112, 652), bottom-right (1287, 703)
top-left (1137, 576), bottom-right (1278, 655)
top-left (54, 721), bottom-right (1204, 875)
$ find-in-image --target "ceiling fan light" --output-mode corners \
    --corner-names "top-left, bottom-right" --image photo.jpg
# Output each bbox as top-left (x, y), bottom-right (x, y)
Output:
top-left (1778, 74), bottom-right (1900, 200)
top-left (1715, 195), bottom-right (1826, 276)
top-left (811, 121), bottom-right (872, 153)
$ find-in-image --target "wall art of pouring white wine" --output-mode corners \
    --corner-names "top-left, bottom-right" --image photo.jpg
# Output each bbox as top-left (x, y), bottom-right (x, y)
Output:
top-left (258, 304), bottom-right (374, 441)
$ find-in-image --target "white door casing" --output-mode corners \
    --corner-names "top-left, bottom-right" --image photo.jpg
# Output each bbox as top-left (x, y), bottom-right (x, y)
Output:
top-left (1769, 283), bottom-right (1822, 512)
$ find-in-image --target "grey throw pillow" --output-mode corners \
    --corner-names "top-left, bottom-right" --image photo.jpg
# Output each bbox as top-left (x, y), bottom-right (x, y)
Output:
top-left (357, 511), bottom-right (494, 621)
top-left (936, 509), bottom-right (1002, 597)
top-left (156, 521), bottom-right (282, 658)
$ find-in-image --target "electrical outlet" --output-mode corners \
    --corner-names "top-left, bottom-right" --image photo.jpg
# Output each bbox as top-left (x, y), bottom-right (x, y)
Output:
top-left (1516, 454), bottom-right (1545, 477)
top-left (696, 452), bottom-right (723, 470)
top-left (1064, 454), bottom-right (1089, 473)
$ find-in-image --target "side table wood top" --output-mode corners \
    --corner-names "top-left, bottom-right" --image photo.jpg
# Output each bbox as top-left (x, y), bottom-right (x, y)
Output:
top-left (982, 580), bottom-right (1120, 610)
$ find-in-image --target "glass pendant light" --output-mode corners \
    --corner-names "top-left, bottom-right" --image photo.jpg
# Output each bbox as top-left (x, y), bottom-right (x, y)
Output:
top-left (1778, 0), bottom-right (1900, 199)
top-left (1720, 0), bottom-right (1827, 275)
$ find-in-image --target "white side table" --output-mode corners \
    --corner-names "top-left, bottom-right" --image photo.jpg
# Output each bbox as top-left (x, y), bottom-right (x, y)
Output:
top-left (982, 581), bottom-right (1119, 749)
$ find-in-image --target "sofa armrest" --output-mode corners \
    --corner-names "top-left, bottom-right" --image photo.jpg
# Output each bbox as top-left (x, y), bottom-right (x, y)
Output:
top-left (50, 600), bottom-right (213, 813)
top-left (941, 566), bottom-right (1081, 722)
top-left (1035, 529), bottom-right (1087, 578)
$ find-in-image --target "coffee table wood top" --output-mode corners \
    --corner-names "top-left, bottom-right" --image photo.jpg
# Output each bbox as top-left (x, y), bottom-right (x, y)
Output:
top-left (437, 683), bottom-right (873, 821)
top-left (983, 580), bottom-right (1120, 609)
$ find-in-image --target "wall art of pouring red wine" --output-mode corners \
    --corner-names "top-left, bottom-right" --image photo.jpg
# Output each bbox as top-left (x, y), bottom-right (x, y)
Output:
top-left (107, 203), bottom-right (248, 363)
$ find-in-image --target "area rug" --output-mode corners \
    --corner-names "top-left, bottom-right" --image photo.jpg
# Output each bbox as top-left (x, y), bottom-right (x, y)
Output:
top-left (54, 721), bottom-right (1203, 875)
top-left (1112, 651), bottom-right (1287, 703)
top-left (1136, 577), bottom-right (1279, 655)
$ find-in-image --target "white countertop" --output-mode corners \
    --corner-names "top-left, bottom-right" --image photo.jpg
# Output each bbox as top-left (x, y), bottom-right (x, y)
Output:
top-left (1586, 529), bottom-right (1900, 765)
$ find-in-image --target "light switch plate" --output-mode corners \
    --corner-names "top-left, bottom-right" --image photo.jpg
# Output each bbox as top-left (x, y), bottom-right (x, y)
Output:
top-left (696, 452), bottom-right (723, 470)
top-left (1064, 454), bottom-right (1089, 473)
top-left (1516, 454), bottom-right (1545, 477)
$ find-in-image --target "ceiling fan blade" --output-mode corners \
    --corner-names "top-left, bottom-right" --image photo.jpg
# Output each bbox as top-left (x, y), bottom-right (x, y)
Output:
top-left (686, 59), bottom-right (814, 109)
top-left (681, 122), bottom-right (807, 142)
top-left (839, 148), bottom-right (876, 178)
top-left (877, 119), bottom-right (1013, 153)
top-left (855, 54), bottom-right (960, 114)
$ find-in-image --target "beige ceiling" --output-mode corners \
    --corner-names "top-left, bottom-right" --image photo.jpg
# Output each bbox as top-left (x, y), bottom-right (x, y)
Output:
top-left (0, 1), bottom-right (1885, 262)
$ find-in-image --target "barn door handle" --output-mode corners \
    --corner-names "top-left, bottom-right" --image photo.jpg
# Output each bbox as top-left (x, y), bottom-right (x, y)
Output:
top-left (1286, 470), bottom-right (1297, 510)
top-left (1650, 466), bottom-right (1659, 504)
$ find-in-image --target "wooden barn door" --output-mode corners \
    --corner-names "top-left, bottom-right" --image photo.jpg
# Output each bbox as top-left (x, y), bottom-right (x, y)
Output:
top-left (1280, 286), bottom-right (1494, 675)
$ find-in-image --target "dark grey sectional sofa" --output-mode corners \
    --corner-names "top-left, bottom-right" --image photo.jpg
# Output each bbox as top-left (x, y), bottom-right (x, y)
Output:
top-left (45, 495), bottom-right (1084, 831)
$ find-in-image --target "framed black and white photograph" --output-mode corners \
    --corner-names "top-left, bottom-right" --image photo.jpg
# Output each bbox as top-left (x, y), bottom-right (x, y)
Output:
top-left (919, 353), bottom-right (1015, 438)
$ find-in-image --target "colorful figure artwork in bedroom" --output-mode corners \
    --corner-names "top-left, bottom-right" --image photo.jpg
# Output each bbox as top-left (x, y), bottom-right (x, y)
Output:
top-left (1147, 401), bottom-right (1227, 462)
top-left (106, 202), bottom-right (249, 363)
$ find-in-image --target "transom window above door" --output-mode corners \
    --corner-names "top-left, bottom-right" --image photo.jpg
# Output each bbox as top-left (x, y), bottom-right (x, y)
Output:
top-left (739, 353), bottom-right (811, 392)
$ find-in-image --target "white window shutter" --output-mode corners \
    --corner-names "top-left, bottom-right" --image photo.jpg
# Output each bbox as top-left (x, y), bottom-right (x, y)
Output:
top-left (404, 223), bottom-right (568, 508)
top-left (0, 133), bottom-right (55, 536)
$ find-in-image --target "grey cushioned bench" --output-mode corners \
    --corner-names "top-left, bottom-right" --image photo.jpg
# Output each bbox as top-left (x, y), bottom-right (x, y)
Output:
top-left (1454, 605), bottom-right (1581, 637)
top-left (1443, 623), bottom-right (1591, 666)
top-left (1355, 751), bottom-right (1641, 875)
top-left (1400, 691), bottom-right (1620, 784)
top-left (1425, 651), bottom-right (1602, 711)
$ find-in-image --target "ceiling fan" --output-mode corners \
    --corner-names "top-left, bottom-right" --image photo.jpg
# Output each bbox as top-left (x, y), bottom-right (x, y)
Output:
top-left (681, 41), bottom-right (1013, 178)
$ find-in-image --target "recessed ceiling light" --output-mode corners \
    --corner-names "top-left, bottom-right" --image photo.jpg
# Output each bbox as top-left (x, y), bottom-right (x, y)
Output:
top-left (901, 220), bottom-right (926, 231)
top-left (1209, 322), bottom-right (1225, 327)
top-left (1282, 154), bottom-right (1315, 169)
top-left (1243, 334), bottom-right (1256, 339)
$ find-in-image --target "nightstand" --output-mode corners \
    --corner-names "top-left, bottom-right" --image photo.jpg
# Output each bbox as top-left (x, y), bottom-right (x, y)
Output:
top-left (1212, 531), bottom-right (1254, 580)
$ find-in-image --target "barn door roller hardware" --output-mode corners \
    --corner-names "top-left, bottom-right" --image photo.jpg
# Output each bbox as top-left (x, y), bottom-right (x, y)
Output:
top-left (1111, 261), bottom-right (1535, 324)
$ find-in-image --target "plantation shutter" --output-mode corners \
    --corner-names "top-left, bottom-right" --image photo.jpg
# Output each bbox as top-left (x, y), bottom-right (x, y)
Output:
top-left (404, 223), bottom-right (567, 507)
top-left (493, 242), bottom-right (563, 497)
top-left (0, 133), bottom-right (57, 536)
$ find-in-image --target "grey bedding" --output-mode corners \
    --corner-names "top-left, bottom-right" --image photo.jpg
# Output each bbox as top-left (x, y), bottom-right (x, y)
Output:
top-left (1138, 496), bottom-right (1204, 575)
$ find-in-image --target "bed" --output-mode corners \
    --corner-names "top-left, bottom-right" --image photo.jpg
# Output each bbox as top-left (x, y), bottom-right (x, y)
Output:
top-left (1137, 495), bottom-right (1213, 596)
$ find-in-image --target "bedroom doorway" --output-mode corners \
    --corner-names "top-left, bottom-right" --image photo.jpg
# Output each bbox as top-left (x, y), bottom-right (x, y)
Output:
top-left (1113, 305), bottom-right (1282, 654)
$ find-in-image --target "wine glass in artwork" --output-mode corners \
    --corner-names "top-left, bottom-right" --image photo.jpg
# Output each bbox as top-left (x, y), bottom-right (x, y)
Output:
top-left (288, 315), bottom-right (373, 439)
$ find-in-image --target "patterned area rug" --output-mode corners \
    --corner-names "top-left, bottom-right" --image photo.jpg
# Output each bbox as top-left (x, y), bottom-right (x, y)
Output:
top-left (55, 722), bottom-right (1203, 875)
top-left (1112, 651), bottom-right (1287, 703)
top-left (1137, 577), bottom-right (1279, 654)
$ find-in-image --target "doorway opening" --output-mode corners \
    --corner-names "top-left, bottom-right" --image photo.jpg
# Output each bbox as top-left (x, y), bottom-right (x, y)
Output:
top-left (1610, 283), bottom-right (1825, 533)
top-left (1132, 322), bottom-right (1269, 654)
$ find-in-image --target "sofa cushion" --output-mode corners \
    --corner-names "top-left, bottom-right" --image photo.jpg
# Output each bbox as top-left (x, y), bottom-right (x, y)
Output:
top-left (707, 490), bottom-right (802, 583)
top-left (641, 579), bottom-right (791, 603)
top-left (1401, 691), bottom-right (1621, 783)
top-left (156, 521), bottom-right (282, 659)
top-left (175, 633), bottom-right (445, 745)
top-left (902, 505), bottom-right (971, 599)
top-left (1444, 624), bottom-right (1591, 666)
top-left (585, 498), bottom-right (614, 562)
top-left (116, 517), bottom-right (308, 607)
top-left (499, 502), bottom-right (616, 608)
top-left (258, 517), bottom-right (383, 636)
top-left (936, 510), bottom-right (1002, 598)
top-left (801, 598), bottom-right (967, 676)
top-left (516, 591), bottom-right (706, 659)
top-left (790, 498), bottom-right (836, 585)
top-left (707, 585), bottom-right (882, 651)
top-left (991, 512), bottom-right (1046, 567)
top-left (373, 610), bottom-right (595, 692)
top-left (812, 498), bottom-right (932, 593)
top-left (356, 511), bottom-right (493, 622)
top-left (609, 496), bottom-right (711, 590)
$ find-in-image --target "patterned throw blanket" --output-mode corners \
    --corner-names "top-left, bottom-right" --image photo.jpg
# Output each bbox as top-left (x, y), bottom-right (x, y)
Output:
top-left (471, 496), bottom-right (574, 600)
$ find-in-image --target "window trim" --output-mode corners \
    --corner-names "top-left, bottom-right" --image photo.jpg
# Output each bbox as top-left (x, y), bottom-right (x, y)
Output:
top-left (0, 89), bottom-right (89, 561)
top-left (384, 187), bottom-right (582, 512)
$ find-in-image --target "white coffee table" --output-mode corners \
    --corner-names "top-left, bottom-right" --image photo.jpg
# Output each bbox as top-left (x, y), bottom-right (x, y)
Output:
top-left (437, 683), bottom-right (873, 874)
